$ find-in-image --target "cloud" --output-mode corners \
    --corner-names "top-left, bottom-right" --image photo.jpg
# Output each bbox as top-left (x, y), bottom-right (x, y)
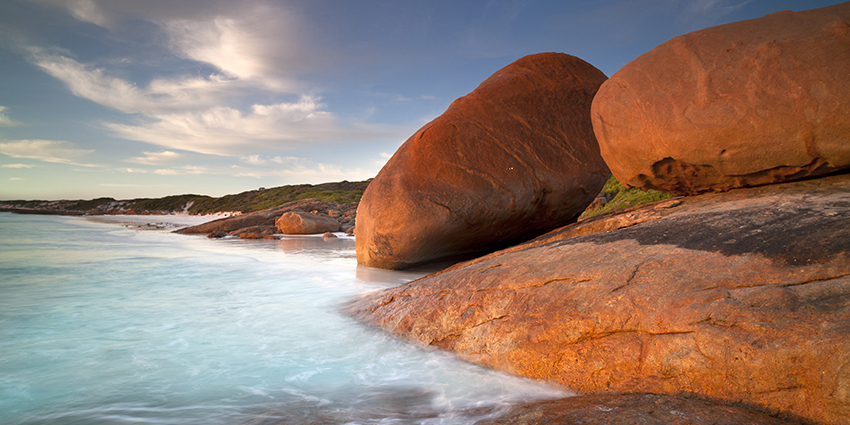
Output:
top-left (25, 47), bottom-right (409, 157)
top-left (126, 150), bottom-right (183, 165)
top-left (162, 6), bottom-right (305, 89)
top-left (0, 106), bottom-right (21, 127)
top-left (2, 164), bottom-right (35, 168)
top-left (9, 177), bottom-right (23, 181)
top-left (27, 47), bottom-right (242, 114)
top-left (0, 139), bottom-right (97, 166)
top-left (231, 156), bottom-right (376, 183)
top-left (241, 155), bottom-right (268, 165)
top-left (675, 0), bottom-right (755, 31)
top-left (152, 165), bottom-right (211, 176)
top-left (64, 0), bottom-right (108, 26)
top-left (106, 95), bottom-right (409, 156)
top-left (34, 0), bottom-right (314, 89)
top-left (21, 2), bottom-right (411, 160)
top-left (373, 151), bottom-right (393, 168)
top-left (99, 183), bottom-right (173, 188)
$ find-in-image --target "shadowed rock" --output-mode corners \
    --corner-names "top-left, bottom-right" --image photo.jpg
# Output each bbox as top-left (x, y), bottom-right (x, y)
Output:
top-left (592, 3), bottom-right (850, 195)
top-left (348, 174), bottom-right (850, 425)
top-left (478, 393), bottom-right (800, 425)
top-left (356, 52), bottom-right (610, 270)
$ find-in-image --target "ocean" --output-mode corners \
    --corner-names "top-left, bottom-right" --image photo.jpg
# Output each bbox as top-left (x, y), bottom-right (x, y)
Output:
top-left (0, 213), bottom-right (564, 424)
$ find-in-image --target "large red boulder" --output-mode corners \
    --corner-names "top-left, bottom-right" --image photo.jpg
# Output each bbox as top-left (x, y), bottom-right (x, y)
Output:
top-left (349, 174), bottom-right (850, 425)
top-left (591, 3), bottom-right (850, 195)
top-left (356, 52), bottom-right (610, 270)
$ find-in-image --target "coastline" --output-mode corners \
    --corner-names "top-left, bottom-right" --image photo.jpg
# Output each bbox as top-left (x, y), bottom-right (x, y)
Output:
top-left (82, 213), bottom-right (227, 231)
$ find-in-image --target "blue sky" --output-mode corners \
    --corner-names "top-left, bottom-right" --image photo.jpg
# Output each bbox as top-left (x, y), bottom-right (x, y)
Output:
top-left (0, 0), bottom-right (843, 200)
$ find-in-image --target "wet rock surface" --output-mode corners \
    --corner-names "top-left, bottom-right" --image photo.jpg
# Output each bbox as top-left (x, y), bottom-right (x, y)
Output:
top-left (348, 174), bottom-right (850, 425)
top-left (477, 393), bottom-right (800, 425)
top-left (591, 3), bottom-right (850, 195)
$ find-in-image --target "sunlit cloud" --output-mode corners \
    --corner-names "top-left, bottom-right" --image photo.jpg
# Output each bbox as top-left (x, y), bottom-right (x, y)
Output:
top-left (231, 157), bottom-right (376, 183)
top-left (9, 177), bottom-right (23, 181)
top-left (105, 95), bottom-right (409, 156)
top-left (373, 151), bottom-right (392, 167)
top-left (0, 106), bottom-right (22, 127)
top-left (25, 48), bottom-right (409, 158)
top-left (126, 150), bottom-right (184, 165)
top-left (2, 164), bottom-right (35, 168)
top-left (153, 165), bottom-right (212, 176)
top-left (27, 48), bottom-right (241, 114)
top-left (241, 155), bottom-right (268, 165)
top-left (162, 6), bottom-right (304, 90)
top-left (64, 0), bottom-right (108, 26)
top-left (38, 0), bottom-right (313, 90)
top-left (0, 139), bottom-right (97, 166)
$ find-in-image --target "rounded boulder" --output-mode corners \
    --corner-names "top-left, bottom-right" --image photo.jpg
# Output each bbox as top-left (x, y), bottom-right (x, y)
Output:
top-left (275, 211), bottom-right (340, 235)
top-left (591, 3), bottom-right (850, 195)
top-left (356, 52), bottom-right (610, 270)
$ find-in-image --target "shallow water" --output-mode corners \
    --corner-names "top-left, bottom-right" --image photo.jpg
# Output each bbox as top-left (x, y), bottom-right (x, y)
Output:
top-left (0, 213), bottom-right (565, 424)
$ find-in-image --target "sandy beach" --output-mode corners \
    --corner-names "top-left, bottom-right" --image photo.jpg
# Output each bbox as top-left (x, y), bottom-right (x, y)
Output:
top-left (84, 214), bottom-right (227, 231)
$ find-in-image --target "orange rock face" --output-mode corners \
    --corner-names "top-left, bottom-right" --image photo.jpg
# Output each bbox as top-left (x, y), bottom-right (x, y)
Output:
top-left (591, 3), bottom-right (850, 195)
top-left (349, 174), bottom-right (850, 425)
top-left (356, 53), bottom-right (610, 270)
top-left (275, 211), bottom-right (340, 234)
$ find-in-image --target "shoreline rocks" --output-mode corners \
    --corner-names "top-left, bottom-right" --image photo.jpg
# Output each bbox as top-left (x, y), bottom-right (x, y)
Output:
top-left (478, 393), bottom-right (801, 425)
top-left (591, 2), bottom-right (850, 195)
top-left (276, 211), bottom-right (341, 235)
top-left (176, 198), bottom-right (355, 237)
top-left (348, 174), bottom-right (850, 425)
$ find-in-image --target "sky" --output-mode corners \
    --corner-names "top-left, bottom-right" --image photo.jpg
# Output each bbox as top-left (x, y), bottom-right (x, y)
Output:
top-left (0, 0), bottom-right (844, 200)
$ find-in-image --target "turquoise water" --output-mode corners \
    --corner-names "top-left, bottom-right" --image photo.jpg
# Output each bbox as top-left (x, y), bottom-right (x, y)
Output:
top-left (0, 213), bottom-right (563, 424)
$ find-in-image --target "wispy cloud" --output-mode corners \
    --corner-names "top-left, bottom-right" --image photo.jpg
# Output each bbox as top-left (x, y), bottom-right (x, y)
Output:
top-left (36, 0), bottom-right (315, 89)
top-left (675, 0), bottom-right (755, 31)
top-left (0, 106), bottom-right (22, 127)
top-left (230, 156), bottom-right (376, 183)
top-left (126, 150), bottom-right (183, 165)
top-left (162, 5), bottom-right (306, 90)
top-left (27, 47), bottom-right (241, 114)
top-left (0, 139), bottom-right (97, 166)
top-left (2, 163), bottom-right (35, 168)
top-left (105, 95), bottom-right (408, 156)
top-left (25, 47), bottom-right (408, 157)
top-left (63, 0), bottom-right (108, 26)
top-left (152, 165), bottom-right (211, 176)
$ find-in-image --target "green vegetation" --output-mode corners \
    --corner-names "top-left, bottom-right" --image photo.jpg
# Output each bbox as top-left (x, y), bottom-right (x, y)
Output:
top-left (186, 180), bottom-right (370, 214)
top-left (130, 195), bottom-right (213, 213)
top-left (65, 197), bottom-right (116, 211)
top-left (0, 180), bottom-right (371, 215)
top-left (579, 176), bottom-right (675, 219)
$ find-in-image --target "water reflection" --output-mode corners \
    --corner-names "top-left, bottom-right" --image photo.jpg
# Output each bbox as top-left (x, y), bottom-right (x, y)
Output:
top-left (275, 235), bottom-right (356, 255)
